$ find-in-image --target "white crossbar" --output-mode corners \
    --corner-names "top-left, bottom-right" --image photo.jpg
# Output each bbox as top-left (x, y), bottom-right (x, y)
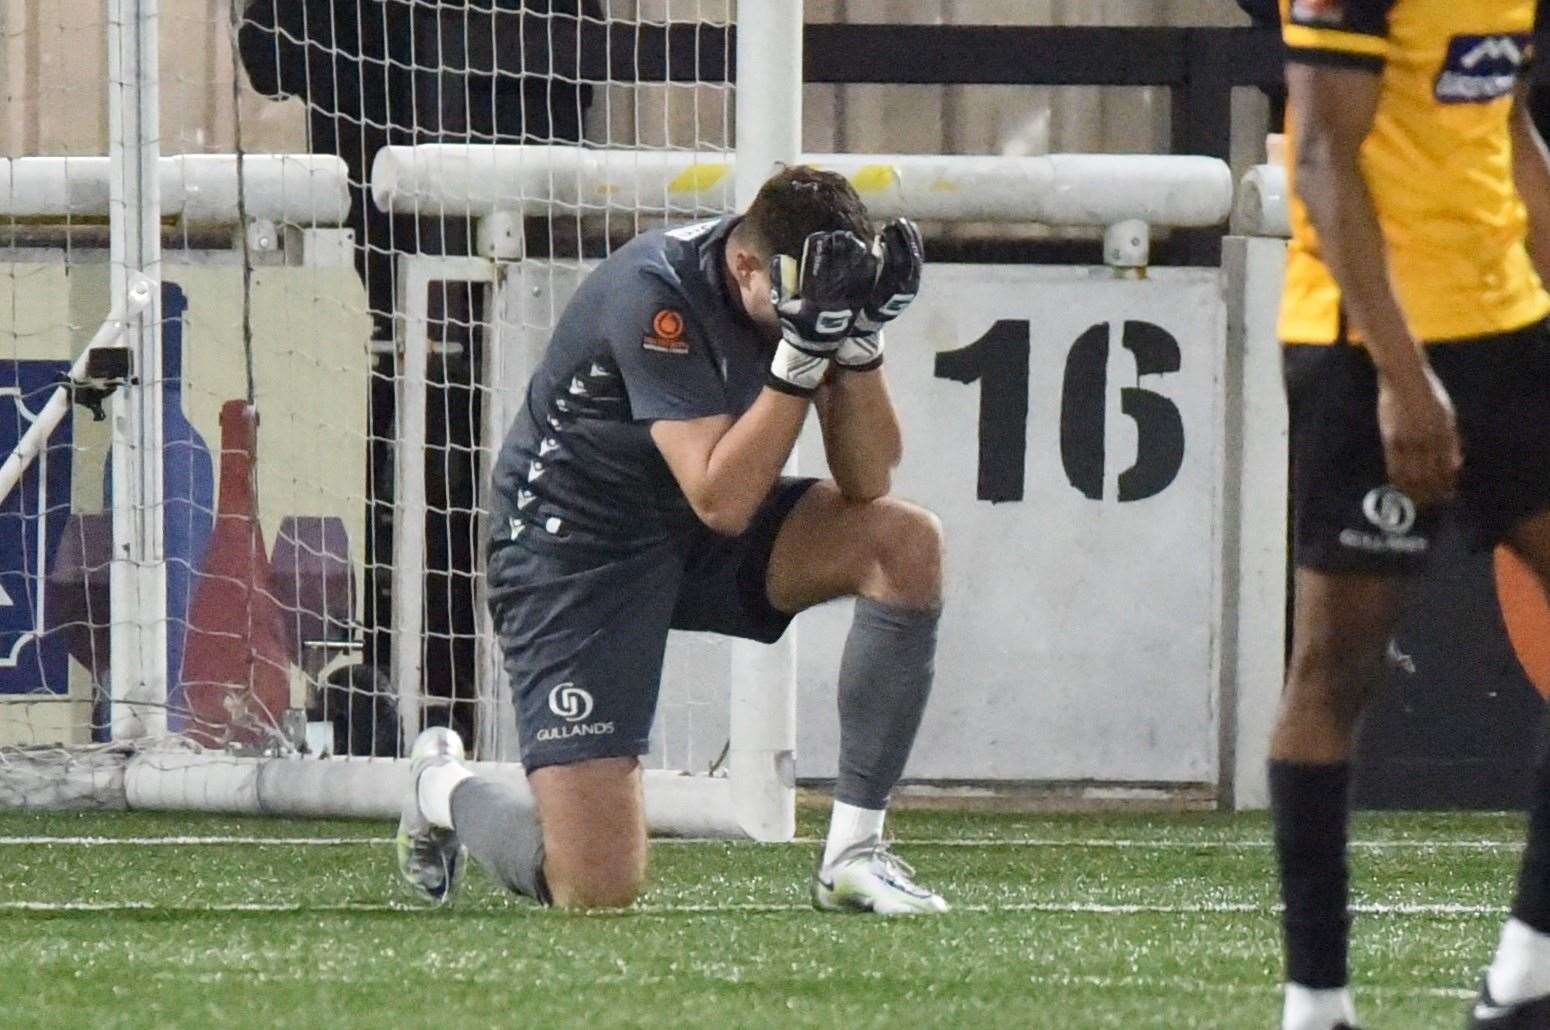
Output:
top-left (370, 145), bottom-right (1234, 227)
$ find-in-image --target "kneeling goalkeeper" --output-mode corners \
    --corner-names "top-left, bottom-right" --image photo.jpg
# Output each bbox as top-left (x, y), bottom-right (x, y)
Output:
top-left (395, 166), bottom-right (949, 914)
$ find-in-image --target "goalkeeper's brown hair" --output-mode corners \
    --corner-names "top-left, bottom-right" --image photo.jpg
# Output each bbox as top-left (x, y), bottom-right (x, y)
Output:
top-left (733, 165), bottom-right (873, 263)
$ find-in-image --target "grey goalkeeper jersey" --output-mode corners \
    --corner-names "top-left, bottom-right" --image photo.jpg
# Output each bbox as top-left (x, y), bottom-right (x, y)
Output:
top-left (487, 216), bottom-right (772, 572)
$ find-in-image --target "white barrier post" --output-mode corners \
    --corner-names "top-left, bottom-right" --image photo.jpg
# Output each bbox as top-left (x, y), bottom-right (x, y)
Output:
top-left (728, 1), bottom-right (802, 843)
top-left (391, 256), bottom-right (498, 752)
top-left (107, 0), bottom-right (168, 740)
top-left (1219, 166), bottom-right (1293, 809)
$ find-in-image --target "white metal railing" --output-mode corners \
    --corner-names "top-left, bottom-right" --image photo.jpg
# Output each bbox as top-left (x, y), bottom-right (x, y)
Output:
top-left (0, 154), bottom-right (352, 224)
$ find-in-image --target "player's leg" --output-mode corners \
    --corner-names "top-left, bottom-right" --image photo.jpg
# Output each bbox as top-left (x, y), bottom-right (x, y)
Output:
top-left (670, 476), bottom-right (945, 913)
top-left (398, 539), bottom-right (675, 910)
top-left (1275, 343), bottom-right (1432, 1030)
top-left (1475, 508), bottom-right (1550, 1026)
top-left (526, 757), bottom-right (646, 909)
top-left (395, 722), bottom-right (552, 905)
top-left (766, 481), bottom-right (947, 914)
top-left (1272, 569), bottom-right (1405, 1030)
top-left (403, 746), bottom-right (645, 910)
top-left (1430, 325), bottom-right (1550, 1026)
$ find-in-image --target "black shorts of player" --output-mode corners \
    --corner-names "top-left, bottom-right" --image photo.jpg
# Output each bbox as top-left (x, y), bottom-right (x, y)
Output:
top-left (487, 476), bottom-right (818, 772)
top-left (1285, 319), bottom-right (1550, 575)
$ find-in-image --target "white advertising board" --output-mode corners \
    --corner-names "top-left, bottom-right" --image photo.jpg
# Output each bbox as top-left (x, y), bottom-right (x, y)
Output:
top-left (793, 264), bottom-right (1228, 785)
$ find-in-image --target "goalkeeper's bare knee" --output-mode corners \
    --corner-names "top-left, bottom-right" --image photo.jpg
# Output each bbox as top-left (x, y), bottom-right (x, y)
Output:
top-left (861, 498), bottom-right (943, 610)
top-left (529, 756), bottom-right (648, 911)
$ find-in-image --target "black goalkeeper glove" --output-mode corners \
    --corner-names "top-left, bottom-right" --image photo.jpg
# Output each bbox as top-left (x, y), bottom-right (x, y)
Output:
top-left (835, 218), bottom-right (925, 372)
top-left (767, 229), bottom-right (878, 396)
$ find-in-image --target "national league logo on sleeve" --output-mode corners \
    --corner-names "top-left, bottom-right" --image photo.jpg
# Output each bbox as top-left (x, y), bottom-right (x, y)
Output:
top-left (643, 309), bottom-right (691, 354)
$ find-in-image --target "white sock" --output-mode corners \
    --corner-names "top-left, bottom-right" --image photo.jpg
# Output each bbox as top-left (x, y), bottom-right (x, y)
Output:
top-left (416, 762), bottom-right (474, 830)
top-left (1487, 917), bottom-right (1550, 1004)
top-left (1282, 983), bottom-right (1356, 1030)
top-left (822, 801), bottom-right (886, 869)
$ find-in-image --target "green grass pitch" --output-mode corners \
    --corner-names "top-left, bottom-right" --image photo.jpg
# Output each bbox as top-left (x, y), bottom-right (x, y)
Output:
top-left (0, 807), bottom-right (1527, 1028)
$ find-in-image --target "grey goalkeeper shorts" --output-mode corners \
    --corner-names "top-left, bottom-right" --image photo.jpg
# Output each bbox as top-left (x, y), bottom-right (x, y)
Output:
top-left (486, 477), bottom-right (818, 772)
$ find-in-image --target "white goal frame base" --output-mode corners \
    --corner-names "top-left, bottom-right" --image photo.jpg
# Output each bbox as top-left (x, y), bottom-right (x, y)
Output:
top-left (0, 748), bottom-right (775, 838)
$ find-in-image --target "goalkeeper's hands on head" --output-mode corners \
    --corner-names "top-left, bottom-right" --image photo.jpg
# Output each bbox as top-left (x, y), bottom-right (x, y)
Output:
top-left (767, 229), bottom-right (879, 397)
top-left (834, 218), bottom-right (925, 373)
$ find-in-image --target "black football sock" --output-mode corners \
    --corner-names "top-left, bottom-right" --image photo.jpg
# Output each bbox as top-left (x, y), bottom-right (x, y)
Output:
top-left (448, 777), bottom-right (550, 904)
top-left (1512, 709), bottom-right (1550, 933)
top-left (1270, 759), bottom-right (1352, 989)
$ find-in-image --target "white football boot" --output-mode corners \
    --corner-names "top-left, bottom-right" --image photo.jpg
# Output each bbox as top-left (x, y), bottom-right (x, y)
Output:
top-left (394, 726), bottom-right (467, 906)
top-left (812, 841), bottom-right (950, 916)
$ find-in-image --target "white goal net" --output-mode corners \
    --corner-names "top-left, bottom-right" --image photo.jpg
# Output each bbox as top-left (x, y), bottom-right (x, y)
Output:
top-left (0, 0), bottom-right (792, 837)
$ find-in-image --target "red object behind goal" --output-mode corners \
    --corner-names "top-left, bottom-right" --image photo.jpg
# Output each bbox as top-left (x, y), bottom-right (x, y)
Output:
top-left (182, 401), bottom-right (291, 748)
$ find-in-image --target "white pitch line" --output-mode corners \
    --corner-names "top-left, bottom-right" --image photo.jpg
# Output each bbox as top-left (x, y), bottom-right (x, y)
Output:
top-left (889, 839), bottom-right (1523, 851)
top-left (0, 835), bottom-right (1525, 850)
top-left (0, 836), bottom-right (383, 847)
top-left (1044, 973), bottom-right (1474, 1002)
top-left (634, 901), bottom-right (1506, 916)
top-left (0, 899), bottom-right (1507, 917)
top-left (0, 900), bottom-right (407, 913)
top-left (660, 837), bottom-right (1524, 851)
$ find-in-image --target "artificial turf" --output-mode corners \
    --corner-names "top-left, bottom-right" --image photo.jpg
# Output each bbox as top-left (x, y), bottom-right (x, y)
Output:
top-left (0, 808), bottom-right (1527, 1028)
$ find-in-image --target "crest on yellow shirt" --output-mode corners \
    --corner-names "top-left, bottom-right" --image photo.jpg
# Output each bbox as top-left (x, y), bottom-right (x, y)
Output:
top-left (1290, 0), bottom-right (1345, 26)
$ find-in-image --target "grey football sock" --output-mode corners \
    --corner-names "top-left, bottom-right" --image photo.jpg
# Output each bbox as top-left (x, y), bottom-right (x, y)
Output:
top-left (448, 777), bottom-right (550, 904)
top-left (834, 597), bottom-right (940, 809)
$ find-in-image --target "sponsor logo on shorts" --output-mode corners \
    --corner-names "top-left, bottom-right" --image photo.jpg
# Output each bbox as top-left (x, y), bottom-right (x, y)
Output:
top-left (643, 308), bottom-right (690, 354)
top-left (548, 683), bottom-right (593, 721)
top-left (1363, 485), bottom-right (1417, 535)
top-left (537, 683), bottom-right (615, 743)
top-left (1339, 485), bottom-right (1427, 554)
top-left (1436, 34), bottom-right (1530, 104)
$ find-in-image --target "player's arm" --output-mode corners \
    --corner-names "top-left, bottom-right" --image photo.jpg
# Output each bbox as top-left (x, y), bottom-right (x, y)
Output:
top-left (814, 370), bottom-right (902, 503)
top-left (652, 396), bottom-right (809, 536)
top-left (651, 230), bottom-right (877, 535)
top-left (1511, 83), bottom-right (1550, 285)
top-left (1287, 65), bottom-right (1413, 380)
top-left (811, 218), bottom-right (923, 503)
top-left (1287, 59), bottom-right (1460, 502)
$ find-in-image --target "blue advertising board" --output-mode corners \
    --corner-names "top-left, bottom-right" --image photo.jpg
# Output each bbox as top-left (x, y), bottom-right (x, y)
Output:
top-left (0, 361), bottom-right (72, 694)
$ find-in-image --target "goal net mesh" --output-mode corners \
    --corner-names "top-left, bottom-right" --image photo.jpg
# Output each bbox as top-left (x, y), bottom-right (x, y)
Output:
top-left (0, 0), bottom-right (742, 809)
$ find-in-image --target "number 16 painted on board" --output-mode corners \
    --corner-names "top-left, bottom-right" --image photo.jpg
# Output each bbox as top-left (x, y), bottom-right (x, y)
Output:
top-left (933, 319), bottom-right (1185, 504)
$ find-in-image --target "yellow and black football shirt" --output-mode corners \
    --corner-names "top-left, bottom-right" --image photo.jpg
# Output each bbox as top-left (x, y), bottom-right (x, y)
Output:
top-left (1279, 0), bottom-right (1550, 345)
